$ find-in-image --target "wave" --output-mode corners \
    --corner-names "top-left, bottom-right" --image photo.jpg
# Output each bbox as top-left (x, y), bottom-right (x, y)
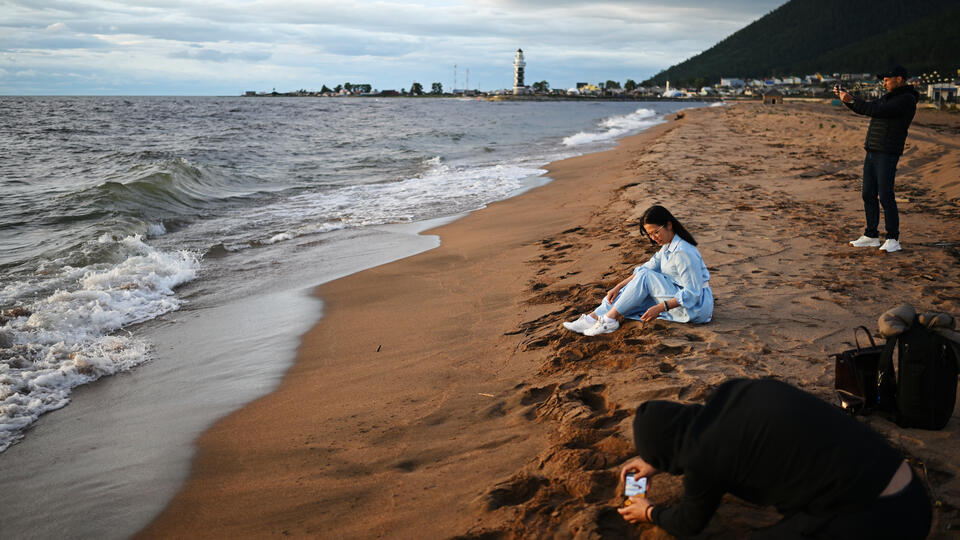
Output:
top-left (562, 108), bottom-right (663, 146)
top-left (0, 235), bottom-right (200, 453)
top-left (90, 157), bottom-right (262, 218)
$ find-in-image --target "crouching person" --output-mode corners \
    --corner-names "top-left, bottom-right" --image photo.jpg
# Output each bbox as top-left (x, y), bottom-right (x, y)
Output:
top-left (617, 378), bottom-right (931, 539)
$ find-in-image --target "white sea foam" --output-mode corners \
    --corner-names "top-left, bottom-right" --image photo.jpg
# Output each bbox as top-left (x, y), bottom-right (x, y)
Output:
top-left (147, 222), bottom-right (167, 236)
top-left (265, 232), bottom-right (296, 244)
top-left (562, 108), bottom-right (662, 146)
top-left (231, 157), bottom-right (546, 244)
top-left (710, 102), bottom-right (726, 107)
top-left (323, 158), bottom-right (545, 226)
top-left (0, 235), bottom-right (199, 452)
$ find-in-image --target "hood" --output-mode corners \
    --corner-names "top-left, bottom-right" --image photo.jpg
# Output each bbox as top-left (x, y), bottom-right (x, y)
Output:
top-left (632, 400), bottom-right (702, 475)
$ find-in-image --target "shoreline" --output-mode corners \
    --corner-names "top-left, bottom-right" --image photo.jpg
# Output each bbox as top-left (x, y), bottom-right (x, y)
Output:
top-left (139, 103), bottom-right (960, 538)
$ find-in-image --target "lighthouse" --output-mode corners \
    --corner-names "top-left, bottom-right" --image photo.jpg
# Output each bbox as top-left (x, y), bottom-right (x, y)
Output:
top-left (513, 49), bottom-right (526, 95)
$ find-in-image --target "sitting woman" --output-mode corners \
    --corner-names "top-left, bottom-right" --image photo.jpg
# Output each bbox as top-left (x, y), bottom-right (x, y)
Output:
top-left (563, 205), bottom-right (712, 336)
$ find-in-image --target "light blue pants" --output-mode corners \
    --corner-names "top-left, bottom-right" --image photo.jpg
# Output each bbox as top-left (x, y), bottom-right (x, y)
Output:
top-left (594, 267), bottom-right (690, 323)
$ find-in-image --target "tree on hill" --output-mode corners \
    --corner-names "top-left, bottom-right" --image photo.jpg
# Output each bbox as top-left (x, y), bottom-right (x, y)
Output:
top-left (321, 84), bottom-right (332, 93)
top-left (624, 79), bottom-right (637, 92)
top-left (333, 84), bottom-right (342, 92)
top-left (532, 80), bottom-right (550, 93)
top-left (410, 82), bottom-right (424, 95)
top-left (641, 0), bottom-right (960, 86)
top-left (431, 82), bottom-right (443, 95)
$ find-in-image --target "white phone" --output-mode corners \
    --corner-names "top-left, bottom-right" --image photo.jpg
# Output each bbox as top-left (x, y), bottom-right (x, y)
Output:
top-left (625, 474), bottom-right (647, 497)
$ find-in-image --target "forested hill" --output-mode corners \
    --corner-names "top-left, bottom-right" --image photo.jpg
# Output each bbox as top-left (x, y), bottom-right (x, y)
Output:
top-left (643, 0), bottom-right (960, 87)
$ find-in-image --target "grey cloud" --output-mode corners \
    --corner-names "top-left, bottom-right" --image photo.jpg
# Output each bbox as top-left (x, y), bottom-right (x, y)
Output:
top-left (321, 40), bottom-right (420, 58)
top-left (475, 0), bottom-right (785, 15)
top-left (169, 48), bottom-right (273, 62)
top-left (0, 30), bottom-right (112, 50)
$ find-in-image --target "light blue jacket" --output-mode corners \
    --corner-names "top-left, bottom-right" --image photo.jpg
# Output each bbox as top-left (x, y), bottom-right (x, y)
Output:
top-left (637, 235), bottom-right (712, 323)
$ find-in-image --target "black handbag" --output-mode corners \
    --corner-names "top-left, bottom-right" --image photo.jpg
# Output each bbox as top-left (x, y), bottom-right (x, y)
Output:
top-left (833, 326), bottom-right (885, 413)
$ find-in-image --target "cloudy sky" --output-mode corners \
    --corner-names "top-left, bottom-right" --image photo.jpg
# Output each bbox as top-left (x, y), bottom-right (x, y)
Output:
top-left (1, 0), bottom-right (786, 95)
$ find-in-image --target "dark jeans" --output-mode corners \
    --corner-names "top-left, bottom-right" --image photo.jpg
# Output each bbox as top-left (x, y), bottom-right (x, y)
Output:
top-left (752, 471), bottom-right (932, 539)
top-left (862, 151), bottom-right (900, 240)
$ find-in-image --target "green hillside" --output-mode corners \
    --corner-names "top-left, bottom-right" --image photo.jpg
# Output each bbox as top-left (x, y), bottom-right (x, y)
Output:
top-left (643, 0), bottom-right (960, 87)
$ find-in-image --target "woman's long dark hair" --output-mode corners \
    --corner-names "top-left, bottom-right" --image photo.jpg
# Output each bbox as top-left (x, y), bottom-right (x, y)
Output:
top-left (642, 205), bottom-right (698, 246)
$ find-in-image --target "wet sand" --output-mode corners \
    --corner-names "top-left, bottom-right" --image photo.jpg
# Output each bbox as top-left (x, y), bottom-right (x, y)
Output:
top-left (139, 102), bottom-right (960, 539)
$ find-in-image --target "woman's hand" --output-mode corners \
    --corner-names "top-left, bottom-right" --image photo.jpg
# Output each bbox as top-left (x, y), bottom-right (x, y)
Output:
top-left (640, 303), bottom-right (665, 322)
top-left (605, 276), bottom-right (634, 304)
top-left (605, 288), bottom-right (619, 304)
top-left (605, 285), bottom-right (622, 304)
top-left (617, 496), bottom-right (653, 524)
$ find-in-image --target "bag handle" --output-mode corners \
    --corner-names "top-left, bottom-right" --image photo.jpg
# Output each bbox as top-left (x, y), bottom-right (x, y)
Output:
top-left (854, 326), bottom-right (877, 350)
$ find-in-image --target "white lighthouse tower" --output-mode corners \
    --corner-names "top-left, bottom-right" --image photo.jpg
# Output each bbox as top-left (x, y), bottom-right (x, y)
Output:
top-left (513, 49), bottom-right (526, 95)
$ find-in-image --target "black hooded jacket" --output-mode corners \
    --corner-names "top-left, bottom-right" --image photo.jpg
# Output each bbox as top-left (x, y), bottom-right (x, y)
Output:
top-left (633, 379), bottom-right (902, 538)
top-left (843, 85), bottom-right (919, 156)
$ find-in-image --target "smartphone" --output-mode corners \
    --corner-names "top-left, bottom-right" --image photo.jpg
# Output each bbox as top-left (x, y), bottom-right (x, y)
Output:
top-left (624, 474), bottom-right (647, 497)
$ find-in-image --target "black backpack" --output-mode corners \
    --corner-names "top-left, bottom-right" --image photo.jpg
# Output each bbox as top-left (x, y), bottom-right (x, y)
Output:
top-left (878, 317), bottom-right (960, 430)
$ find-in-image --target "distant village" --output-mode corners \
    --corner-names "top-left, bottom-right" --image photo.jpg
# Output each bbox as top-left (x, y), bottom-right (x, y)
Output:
top-left (245, 49), bottom-right (959, 107)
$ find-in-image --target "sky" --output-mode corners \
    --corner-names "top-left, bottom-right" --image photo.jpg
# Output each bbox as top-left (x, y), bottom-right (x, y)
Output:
top-left (1, 0), bottom-right (787, 95)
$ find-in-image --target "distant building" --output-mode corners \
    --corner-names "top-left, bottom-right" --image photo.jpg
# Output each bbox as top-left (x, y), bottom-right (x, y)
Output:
top-left (578, 83), bottom-right (601, 95)
top-left (928, 83), bottom-right (959, 102)
top-left (513, 49), bottom-right (526, 95)
top-left (762, 88), bottom-right (783, 104)
top-left (720, 77), bottom-right (745, 87)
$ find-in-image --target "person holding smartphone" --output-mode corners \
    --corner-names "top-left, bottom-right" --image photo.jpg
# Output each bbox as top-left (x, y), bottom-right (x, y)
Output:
top-left (834, 66), bottom-right (919, 253)
top-left (617, 378), bottom-right (931, 539)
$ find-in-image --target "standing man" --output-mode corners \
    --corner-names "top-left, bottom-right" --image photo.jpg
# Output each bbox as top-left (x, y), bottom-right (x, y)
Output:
top-left (835, 65), bottom-right (919, 253)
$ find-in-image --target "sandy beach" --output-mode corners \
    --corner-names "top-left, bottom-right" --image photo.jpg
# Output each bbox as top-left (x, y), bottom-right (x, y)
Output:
top-left (138, 102), bottom-right (960, 539)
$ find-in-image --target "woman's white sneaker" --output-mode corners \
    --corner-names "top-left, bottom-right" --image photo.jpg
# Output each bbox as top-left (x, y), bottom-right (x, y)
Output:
top-left (850, 235), bottom-right (882, 247)
top-left (583, 317), bottom-right (619, 336)
top-left (562, 314), bottom-right (597, 334)
top-left (879, 239), bottom-right (902, 252)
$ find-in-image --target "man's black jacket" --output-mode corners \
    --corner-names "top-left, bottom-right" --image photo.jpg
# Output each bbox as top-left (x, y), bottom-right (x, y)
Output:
top-left (844, 85), bottom-right (919, 156)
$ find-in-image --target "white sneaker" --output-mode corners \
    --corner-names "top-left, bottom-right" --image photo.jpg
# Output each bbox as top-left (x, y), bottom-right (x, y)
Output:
top-left (879, 239), bottom-right (902, 252)
top-left (562, 314), bottom-right (597, 334)
top-left (583, 317), bottom-right (619, 336)
top-left (849, 235), bottom-right (882, 247)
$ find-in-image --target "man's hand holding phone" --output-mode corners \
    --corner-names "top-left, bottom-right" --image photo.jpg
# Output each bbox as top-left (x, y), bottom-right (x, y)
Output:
top-left (833, 84), bottom-right (853, 103)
